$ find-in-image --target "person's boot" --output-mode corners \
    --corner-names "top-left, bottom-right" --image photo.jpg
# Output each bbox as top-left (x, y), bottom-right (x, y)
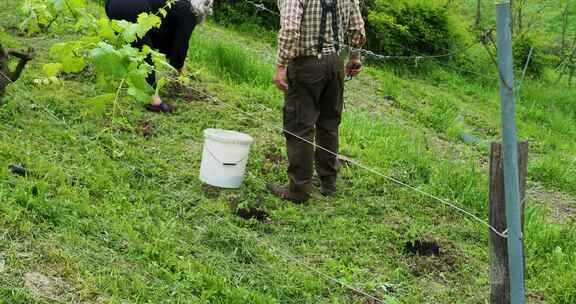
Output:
top-left (145, 95), bottom-right (175, 113)
top-left (320, 182), bottom-right (337, 197)
top-left (320, 177), bottom-right (337, 197)
top-left (145, 102), bottom-right (175, 113)
top-left (266, 183), bottom-right (310, 204)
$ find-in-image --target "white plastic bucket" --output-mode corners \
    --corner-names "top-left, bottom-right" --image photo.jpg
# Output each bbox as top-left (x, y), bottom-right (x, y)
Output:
top-left (199, 129), bottom-right (254, 189)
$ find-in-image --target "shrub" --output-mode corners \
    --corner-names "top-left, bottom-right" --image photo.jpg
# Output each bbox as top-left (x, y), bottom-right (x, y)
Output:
top-left (365, 0), bottom-right (469, 57)
top-left (213, 0), bottom-right (470, 63)
top-left (212, 0), bottom-right (280, 30)
top-left (513, 34), bottom-right (550, 79)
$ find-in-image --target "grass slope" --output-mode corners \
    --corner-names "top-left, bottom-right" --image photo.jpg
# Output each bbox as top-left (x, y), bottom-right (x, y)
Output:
top-left (1, 0), bottom-right (575, 303)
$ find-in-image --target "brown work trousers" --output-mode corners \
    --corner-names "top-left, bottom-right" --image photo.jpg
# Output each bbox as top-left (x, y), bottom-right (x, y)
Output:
top-left (284, 54), bottom-right (344, 194)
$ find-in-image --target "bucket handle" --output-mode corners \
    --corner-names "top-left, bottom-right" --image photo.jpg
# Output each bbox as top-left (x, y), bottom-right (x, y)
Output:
top-left (205, 146), bottom-right (249, 167)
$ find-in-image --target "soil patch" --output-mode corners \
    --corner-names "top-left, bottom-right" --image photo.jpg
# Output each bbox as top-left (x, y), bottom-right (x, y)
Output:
top-left (265, 152), bottom-right (284, 164)
top-left (403, 238), bottom-right (459, 276)
top-left (9, 164), bottom-right (34, 177)
top-left (528, 183), bottom-right (576, 224)
top-left (201, 184), bottom-right (221, 199)
top-left (404, 240), bottom-right (440, 256)
top-left (236, 207), bottom-right (270, 222)
top-left (180, 85), bottom-right (209, 102)
top-left (138, 120), bottom-right (154, 138)
top-left (229, 196), bottom-right (270, 222)
top-left (165, 81), bottom-right (208, 102)
top-left (5, 26), bottom-right (26, 37)
top-left (24, 272), bottom-right (68, 301)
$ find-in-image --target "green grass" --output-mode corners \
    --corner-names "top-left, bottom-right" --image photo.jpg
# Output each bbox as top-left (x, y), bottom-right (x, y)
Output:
top-left (1, 0), bottom-right (576, 303)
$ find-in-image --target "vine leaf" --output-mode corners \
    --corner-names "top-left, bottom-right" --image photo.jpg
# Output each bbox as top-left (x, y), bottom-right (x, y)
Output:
top-left (43, 63), bottom-right (63, 77)
top-left (90, 42), bottom-right (129, 77)
top-left (84, 93), bottom-right (115, 116)
top-left (97, 18), bottom-right (117, 42)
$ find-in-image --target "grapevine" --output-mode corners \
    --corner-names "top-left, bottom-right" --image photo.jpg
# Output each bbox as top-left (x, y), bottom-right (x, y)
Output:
top-left (19, 0), bottom-right (93, 34)
top-left (21, 0), bottom-right (178, 108)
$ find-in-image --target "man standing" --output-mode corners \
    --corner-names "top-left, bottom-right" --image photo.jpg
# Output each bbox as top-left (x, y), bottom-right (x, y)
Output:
top-left (267, 0), bottom-right (366, 203)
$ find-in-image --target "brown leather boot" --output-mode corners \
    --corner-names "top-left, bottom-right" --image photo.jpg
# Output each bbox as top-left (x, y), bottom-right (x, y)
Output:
top-left (266, 183), bottom-right (310, 204)
top-left (320, 182), bottom-right (337, 197)
top-left (320, 176), bottom-right (337, 197)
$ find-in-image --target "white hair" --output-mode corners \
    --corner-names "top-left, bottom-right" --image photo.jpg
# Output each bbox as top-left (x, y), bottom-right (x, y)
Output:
top-left (189, 0), bottom-right (213, 23)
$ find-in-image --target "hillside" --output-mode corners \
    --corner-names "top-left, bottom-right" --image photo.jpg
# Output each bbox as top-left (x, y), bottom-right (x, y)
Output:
top-left (1, 0), bottom-right (575, 303)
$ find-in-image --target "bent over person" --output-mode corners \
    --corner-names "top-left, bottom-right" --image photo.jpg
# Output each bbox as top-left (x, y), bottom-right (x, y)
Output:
top-left (105, 0), bottom-right (212, 113)
top-left (268, 0), bottom-right (366, 202)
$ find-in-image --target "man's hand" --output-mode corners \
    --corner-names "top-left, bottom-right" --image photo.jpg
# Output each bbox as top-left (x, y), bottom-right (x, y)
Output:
top-left (346, 59), bottom-right (363, 77)
top-left (273, 65), bottom-right (289, 92)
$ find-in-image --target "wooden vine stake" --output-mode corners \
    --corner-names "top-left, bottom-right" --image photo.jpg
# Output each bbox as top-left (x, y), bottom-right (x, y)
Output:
top-left (489, 141), bottom-right (528, 304)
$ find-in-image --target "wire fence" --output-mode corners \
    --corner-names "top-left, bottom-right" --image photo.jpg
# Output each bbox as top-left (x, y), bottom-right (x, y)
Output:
top-left (242, 0), bottom-right (489, 63)
top-left (0, 69), bottom-right (391, 303)
top-left (157, 176), bottom-right (390, 304)
top-left (1, 67), bottom-right (508, 240)
top-left (158, 69), bottom-right (511, 239)
top-left (239, 0), bottom-right (519, 91)
top-left (0, 58), bottom-right (507, 302)
top-left (0, 3), bottom-right (523, 300)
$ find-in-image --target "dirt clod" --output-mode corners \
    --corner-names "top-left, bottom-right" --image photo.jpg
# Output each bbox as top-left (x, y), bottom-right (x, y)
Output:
top-left (383, 95), bottom-right (396, 104)
top-left (9, 164), bottom-right (30, 177)
top-left (404, 238), bottom-right (460, 276)
top-left (229, 196), bottom-right (270, 222)
top-left (138, 120), bottom-right (154, 138)
top-left (165, 81), bottom-right (208, 102)
top-left (201, 184), bottom-right (221, 198)
top-left (405, 240), bottom-right (440, 256)
top-left (24, 272), bottom-right (68, 301)
top-left (236, 207), bottom-right (270, 222)
top-left (265, 152), bottom-right (284, 164)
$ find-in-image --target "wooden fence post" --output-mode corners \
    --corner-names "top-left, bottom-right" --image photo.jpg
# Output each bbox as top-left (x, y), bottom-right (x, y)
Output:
top-left (489, 141), bottom-right (529, 304)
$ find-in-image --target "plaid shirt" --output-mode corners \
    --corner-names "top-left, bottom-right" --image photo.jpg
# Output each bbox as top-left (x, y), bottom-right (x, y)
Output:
top-left (276, 0), bottom-right (366, 66)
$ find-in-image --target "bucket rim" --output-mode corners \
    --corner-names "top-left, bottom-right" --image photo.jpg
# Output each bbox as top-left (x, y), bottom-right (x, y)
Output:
top-left (204, 128), bottom-right (254, 145)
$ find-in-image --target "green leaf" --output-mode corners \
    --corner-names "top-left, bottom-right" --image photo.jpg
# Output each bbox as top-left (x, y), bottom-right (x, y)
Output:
top-left (97, 18), bottom-right (116, 42)
top-left (150, 49), bottom-right (176, 71)
top-left (48, 0), bottom-right (65, 13)
top-left (84, 93), bottom-right (115, 116)
top-left (156, 76), bottom-right (168, 96)
top-left (49, 41), bottom-right (86, 74)
top-left (111, 20), bottom-right (138, 43)
top-left (43, 63), bottom-right (63, 77)
top-left (68, 0), bottom-right (86, 10)
top-left (127, 87), bottom-right (152, 103)
top-left (50, 43), bottom-right (69, 60)
top-left (89, 42), bottom-right (128, 78)
top-left (118, 45), bottom-right (141, 59)
top-left (126, 63), bottom-right (154, 102)
top-left (50, 41), bottom-right (82, 61)
top-left (62, 56), bottom-right (85, 73)
top-left (136, 13), bottom-right (161, 34)
top-left (112, 13), bottom-right (161, 43)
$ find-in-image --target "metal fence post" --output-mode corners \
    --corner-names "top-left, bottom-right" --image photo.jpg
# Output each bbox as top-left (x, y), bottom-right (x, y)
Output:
top-left (495, 2), bottom-right (526, 304)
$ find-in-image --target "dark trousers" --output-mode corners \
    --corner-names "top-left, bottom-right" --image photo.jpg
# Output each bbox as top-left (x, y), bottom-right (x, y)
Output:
top-left (284, 54), bottom-right (344, 193)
